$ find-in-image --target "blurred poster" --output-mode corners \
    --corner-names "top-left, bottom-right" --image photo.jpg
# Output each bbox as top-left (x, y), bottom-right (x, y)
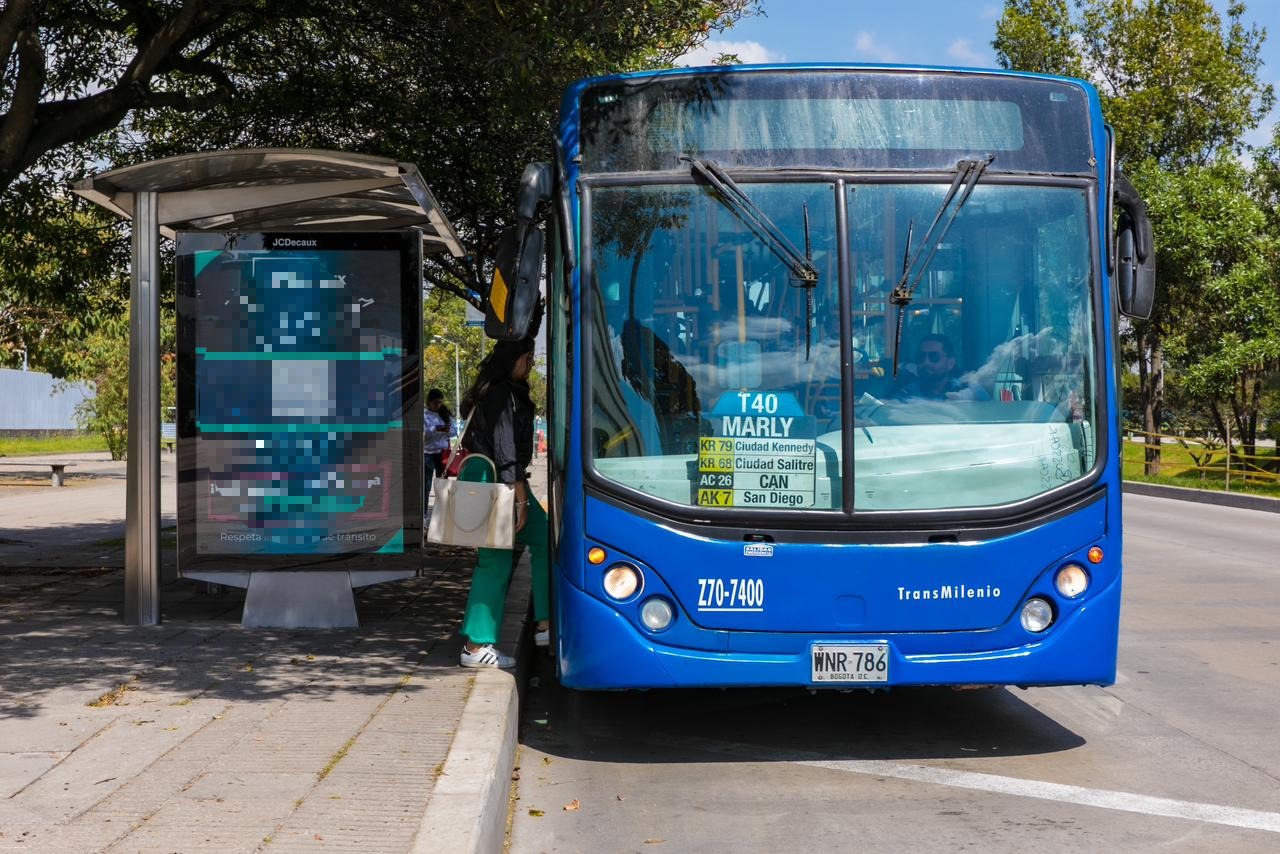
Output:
top-left (176, 232), bottom-right (421, 573)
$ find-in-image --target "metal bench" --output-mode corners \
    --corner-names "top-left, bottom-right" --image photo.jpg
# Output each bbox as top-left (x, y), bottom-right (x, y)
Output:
top-left (161, 422), bottom-right (177, 452)
top-left (0, 461), bottom-right (74, 486)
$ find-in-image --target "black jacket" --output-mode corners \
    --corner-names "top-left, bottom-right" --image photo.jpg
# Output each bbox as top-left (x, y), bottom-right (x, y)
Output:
top-left (461, 379), bottom-right (535, 485)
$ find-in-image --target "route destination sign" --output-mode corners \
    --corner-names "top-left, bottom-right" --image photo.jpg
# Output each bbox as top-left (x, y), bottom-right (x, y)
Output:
top-left (697, 392), bottom-right (816, 508)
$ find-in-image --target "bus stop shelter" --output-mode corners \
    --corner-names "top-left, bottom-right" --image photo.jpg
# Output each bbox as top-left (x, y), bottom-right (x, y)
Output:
top-left (73, 149), bottom-right (464, 626)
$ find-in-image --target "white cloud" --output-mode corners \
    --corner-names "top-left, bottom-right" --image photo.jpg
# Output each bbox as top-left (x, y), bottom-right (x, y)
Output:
top-left (853, 31), bottom-right (899, 63)
top-left (675, 39), bottom-right (783, 67)
top-left (946, 38), bottom-right (987, 67)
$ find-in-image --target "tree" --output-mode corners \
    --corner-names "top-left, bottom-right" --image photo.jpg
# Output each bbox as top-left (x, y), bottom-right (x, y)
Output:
top-left (1137, 159), bottom-right (1280, 458)
top-left (991, 0), bottom-right (1084, 81)
top-left (0, 197), bottom-right (129, 372)
top-left (123, 1), bottom-right (757, 306)
top-left (994, 0), bottom-right (1274, 473)
top-left (3, 1), bottom-right (756, 375)
top-left (0, 1), bottom-right (409, 193)
top-left (60, 310), bottom-right (177, 460)
top-left (0, 0), bottom-right (391, 371)
top-left (422, 288), bottom-right (485, 416)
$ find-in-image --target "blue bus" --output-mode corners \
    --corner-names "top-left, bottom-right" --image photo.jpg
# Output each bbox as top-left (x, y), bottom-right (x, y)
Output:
top-left (489, 64), bottom-right (1155, 690)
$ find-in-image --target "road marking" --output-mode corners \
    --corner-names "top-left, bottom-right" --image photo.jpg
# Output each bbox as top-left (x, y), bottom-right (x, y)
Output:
top-left (649, 736), bottom-right (1280, 834)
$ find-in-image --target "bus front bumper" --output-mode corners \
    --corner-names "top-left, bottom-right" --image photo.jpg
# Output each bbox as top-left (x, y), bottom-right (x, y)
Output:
top-left (555, 579), bottom-right (1120, 690)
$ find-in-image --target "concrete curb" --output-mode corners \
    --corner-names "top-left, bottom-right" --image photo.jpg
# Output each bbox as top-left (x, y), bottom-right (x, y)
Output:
top-left (1123, 480), bottom-right (1280, 513)
top-left (412, 550), bottom-right (531, 854)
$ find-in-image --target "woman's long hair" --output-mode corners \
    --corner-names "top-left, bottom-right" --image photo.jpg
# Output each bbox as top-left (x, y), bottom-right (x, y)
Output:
top-left (427, 389), bottom-right (453, 426)
top-left (461, 336), bottom-right (535, 417)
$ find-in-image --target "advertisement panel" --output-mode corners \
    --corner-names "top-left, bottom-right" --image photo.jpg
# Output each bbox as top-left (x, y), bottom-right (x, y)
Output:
top-left (176, 231), bottom-right (421, 574)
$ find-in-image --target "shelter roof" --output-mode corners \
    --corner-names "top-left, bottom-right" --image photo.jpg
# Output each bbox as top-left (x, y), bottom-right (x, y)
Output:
top-left (73, 148), bottom-right (463, 255)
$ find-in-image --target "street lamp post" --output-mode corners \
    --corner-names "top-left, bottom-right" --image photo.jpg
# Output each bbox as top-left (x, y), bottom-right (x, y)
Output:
top-left (433, 335), bottom-right (462, 426)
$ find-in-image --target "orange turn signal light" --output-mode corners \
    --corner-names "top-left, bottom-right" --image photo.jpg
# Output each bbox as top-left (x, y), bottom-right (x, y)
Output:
top-left (588, 547), bottom-right (607, 565)
top-left (1087, 546), bottom-right (1104, 565)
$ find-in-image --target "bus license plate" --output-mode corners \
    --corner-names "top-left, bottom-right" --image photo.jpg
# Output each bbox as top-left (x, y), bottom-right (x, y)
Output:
top-left (810, 644), bottom-right (889, 683)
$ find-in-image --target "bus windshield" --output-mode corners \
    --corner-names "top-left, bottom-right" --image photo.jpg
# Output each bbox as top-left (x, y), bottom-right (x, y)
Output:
top-left (579, 71), bottom-right (1094, 174)
top-left (586, 180), bottom-right (1097, 512)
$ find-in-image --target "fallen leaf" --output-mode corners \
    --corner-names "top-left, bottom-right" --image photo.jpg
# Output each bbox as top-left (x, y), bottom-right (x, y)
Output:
top-left (528, 809), bottom-right (545, 817)
top-left (616, 794), bottom-right (624, 801)
top-left (511, 769), bottom-right (521, 781)
top-left (644, 840), bottom-right (666, 845)
top-left (563, 799), bottom-right (580, 811)
top-left (314, 834), bottom-right (323, 841)
top-left (542, 757), bottom-right (552, 765)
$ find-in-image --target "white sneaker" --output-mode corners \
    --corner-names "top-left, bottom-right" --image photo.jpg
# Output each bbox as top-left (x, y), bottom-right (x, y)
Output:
top-left (534, 628), bottom-right (550, 647)
top-left (460, 644), bottom-right (515, 669)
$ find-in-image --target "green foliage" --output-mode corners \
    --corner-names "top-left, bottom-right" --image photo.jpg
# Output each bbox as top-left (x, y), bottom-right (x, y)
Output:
top-left (90, 1), bottom-right (759, 304)
top-left (993, 0), bottom-right (1085, 80)
top-left (1263, 378), bottom-right (1280, 442)
top-left (64, 316), bottom-right (130, 460)
top-left (0, 177), bottom-right (129, 374)
top-left (422, 290), bottom-right (486, 415)
top-left (1134, 158), bottom-right (1280, 449)
top-left (994, 0), bottom-right (1277, 466)
top-left (421, 291), bottom-right (548, 416)
top-left (3, 0), bottom-right (756, 378)
top-left (58, 311), bottom-right (177, 461)
top-left (995, 0), bottom-right (1274, 169)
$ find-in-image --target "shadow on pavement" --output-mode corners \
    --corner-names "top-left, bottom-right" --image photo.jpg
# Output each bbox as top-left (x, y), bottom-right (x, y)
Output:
top-left (520, 650), bottom-right (1086, 765)
top-left (0, 544), bottom-right (479, 721)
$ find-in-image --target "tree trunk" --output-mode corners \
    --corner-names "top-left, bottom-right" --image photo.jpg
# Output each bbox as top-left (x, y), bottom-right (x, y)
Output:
top-left (1243, 370), bottom-right (1261, 460)
top-left (1139, 329), bottom-right (1164, 477)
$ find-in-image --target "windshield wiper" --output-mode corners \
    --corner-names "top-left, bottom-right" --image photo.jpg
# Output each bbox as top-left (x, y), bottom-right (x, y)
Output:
top-left (683, 156), bottom-right (820, 357)
top-left (888, 155), bottom-right (994, 376)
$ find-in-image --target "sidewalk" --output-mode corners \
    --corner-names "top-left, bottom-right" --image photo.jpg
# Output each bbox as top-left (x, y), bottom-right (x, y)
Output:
top-left (0, 453), bottom-right (537, 853)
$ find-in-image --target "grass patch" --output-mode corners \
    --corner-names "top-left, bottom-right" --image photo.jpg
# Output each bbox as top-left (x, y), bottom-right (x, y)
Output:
top-left (317, 734), bottom-right (358, 782)
top-left (0, 434), bottom-right (106, 457)
top-left (1122, 439), bottom-right (1280, 499)
top-left (88, 675), bottom-right (139, 707)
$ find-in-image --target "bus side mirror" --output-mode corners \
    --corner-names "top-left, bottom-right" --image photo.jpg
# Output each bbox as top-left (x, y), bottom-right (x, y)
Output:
top-left (1114, 172), bottom-right (1156, 320)
top-left (486, 162), bottom-right (553, 340)
top-left (486, 224), bottom-right (544, 340)
top-left (516, 161), bottom-right (554, 223)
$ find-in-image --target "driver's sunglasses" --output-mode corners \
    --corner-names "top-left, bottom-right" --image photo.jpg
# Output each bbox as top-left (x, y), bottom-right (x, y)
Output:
top-left (920, 350), bottom-right (945, 363)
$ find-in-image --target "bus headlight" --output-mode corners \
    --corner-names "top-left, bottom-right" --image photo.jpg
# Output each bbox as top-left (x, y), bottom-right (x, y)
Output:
top-left (1055, 563), bottom-right (1090, 598)
top-left (1020, 598), bottom-right (1054, 633)
top-left (603, 563), bottom-right (641, 601)
top-left (640, 597), bottom-right (674, 631)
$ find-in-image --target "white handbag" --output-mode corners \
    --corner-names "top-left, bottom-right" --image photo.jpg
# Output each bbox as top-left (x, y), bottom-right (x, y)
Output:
top-left (426, 453), bottom-right (515, 549)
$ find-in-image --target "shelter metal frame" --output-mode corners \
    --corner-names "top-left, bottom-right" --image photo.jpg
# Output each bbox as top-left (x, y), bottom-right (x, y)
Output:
top-left (74, 148), bottom-right (464, 626)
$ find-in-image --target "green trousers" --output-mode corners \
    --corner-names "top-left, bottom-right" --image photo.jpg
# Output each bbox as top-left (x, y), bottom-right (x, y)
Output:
top-left (460, 492), bottom-right (550, 645)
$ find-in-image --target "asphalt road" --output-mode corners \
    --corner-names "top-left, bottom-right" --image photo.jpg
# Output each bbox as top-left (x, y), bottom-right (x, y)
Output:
top-left (509, 494), bottom-right (1280, 853)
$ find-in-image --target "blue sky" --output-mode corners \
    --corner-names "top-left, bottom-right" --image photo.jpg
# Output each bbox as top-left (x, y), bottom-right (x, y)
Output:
top-left (678, 0), bottom-right (1280, 149)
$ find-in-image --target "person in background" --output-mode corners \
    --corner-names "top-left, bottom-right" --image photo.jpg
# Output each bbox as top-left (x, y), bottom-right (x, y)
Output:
top-left (456, 336), bottom-right (551, 668)
top-left (423, 388), bottom-right (454, 504)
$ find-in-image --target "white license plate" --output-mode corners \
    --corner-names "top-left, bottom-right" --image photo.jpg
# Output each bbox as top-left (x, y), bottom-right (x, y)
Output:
top-left (810, 644), bottom-right (889, 683)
